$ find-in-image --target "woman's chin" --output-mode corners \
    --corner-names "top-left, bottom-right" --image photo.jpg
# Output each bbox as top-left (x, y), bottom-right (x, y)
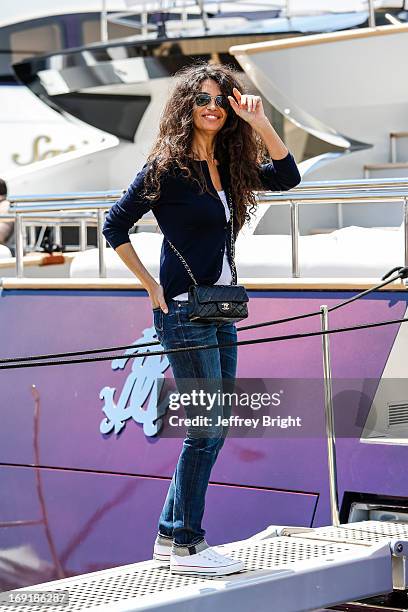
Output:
top-left (195, 123), bottom-right (223, 134)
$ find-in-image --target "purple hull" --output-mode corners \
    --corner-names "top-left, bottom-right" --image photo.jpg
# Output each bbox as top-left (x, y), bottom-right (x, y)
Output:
top-left (0, 287), bottom-right (406, 589)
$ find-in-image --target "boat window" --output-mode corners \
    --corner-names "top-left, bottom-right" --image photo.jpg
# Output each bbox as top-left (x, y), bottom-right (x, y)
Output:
top-left (82, 18), bottom-right (137, 45)
top-left (0, 20), bottom-right (63, 81)
top-left (10, 23), bottom-right (62, 64)
top-left (53, 93), bottom-right (151, 142)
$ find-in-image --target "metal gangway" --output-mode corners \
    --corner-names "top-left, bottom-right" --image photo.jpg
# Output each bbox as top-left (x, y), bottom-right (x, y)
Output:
top-left (0, 520), bottom-right (407, 611)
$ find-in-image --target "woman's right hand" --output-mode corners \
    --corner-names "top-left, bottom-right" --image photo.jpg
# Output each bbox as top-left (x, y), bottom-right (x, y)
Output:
top-left (148, 282), bottom-right (168, 314)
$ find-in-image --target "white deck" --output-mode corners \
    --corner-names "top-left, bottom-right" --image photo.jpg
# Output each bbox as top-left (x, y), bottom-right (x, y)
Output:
top-left (68, 225), bottom-right (405, 280)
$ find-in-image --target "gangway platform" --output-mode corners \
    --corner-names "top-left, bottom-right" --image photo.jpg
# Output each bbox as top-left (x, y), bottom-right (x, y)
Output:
top-left (0, 520), bottom-right (406, 612)
top-left (288, 520), bottom-right (408, 591)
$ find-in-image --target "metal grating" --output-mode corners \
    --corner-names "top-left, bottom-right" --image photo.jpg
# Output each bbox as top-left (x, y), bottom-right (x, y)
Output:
top-left (0, 538), bottom-right (358, 612)
top-left (292, 526), bottom-right (387, 545)
top-left (291, 520), bottom-right (408, 546)
top-left (343, 520), bottom-right (408, 538)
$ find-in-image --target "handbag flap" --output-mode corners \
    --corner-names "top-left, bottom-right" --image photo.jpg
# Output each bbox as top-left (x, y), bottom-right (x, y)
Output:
top-left (191, 285), bottom-right (249, 304)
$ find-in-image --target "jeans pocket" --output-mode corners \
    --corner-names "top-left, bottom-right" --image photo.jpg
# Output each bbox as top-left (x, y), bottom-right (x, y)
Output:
top-left (152, 308), bottom-right (163, 332)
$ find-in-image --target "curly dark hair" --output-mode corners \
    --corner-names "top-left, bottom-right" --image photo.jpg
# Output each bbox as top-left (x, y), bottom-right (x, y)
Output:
top-left (0, 178), bottom-right (7, 198)
top-left (142, 60), bottom-right (269, 233)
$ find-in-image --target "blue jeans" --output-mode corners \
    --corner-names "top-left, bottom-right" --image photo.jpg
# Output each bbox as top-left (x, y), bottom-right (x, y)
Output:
top-left (152, 299), bottom-right (238, 546)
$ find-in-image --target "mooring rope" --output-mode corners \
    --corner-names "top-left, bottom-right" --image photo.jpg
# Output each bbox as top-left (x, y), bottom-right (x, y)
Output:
top-left (0, 266), bottom-right (406, 370)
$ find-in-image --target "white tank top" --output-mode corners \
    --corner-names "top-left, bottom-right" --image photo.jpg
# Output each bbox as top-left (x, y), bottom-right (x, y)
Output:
top-left (172, 189), bottom-right (233, 301)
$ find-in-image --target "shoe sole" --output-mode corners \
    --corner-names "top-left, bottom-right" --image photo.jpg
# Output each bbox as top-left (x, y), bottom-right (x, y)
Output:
top-left (169, 562), bottom-right (245, 576)
top-left (152, 553), bottom-right (170, 566)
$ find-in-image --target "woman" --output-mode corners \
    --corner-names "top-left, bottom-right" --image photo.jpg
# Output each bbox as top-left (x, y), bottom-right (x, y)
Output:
top-left (102, 61), bottom-right (301, 577)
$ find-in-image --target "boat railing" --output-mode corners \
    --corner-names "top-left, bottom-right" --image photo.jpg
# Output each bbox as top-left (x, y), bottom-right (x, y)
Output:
top-left (100, 0), bottom-right (381, 40)
top-left (102, 0), bottom-right (213, 39)
top-left (2, 176), bottom-right (408, 278)
top-left (285, 0), bottom-right (377, 25)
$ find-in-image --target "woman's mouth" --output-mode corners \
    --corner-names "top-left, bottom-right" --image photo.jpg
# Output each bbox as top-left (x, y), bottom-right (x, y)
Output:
top-left (202, 114), bottom-right (220, 121)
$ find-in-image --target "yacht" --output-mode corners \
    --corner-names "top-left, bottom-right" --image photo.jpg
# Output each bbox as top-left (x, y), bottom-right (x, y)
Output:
top-left (0, 1), bottom-right (137, 185)
top-left (229, 20), bottom-right (408, 234)
top-left (10, 0), bottom-right (399, 195)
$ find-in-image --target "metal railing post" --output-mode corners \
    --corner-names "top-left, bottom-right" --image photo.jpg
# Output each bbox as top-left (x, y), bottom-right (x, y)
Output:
top-left (196, 0), bottom-right (209, 31)
top-left (97, 209), bottom-right (107, 278)
top-left (79, 219), bottom-right (87, 251)
top-left (320, 305), bottom-right (340, 527)
top-left (368, 0), bottom-right (376, 27)
top-left (28, 226), bottom-right (36, 250)
top-left (15, 214), bottom-right (24, 278)
top-left (54, 224), bottom-right (62, 246)
top-left (101, 0), bottom-right (108, 42)
top-left (290, 200), bottom-right (299, 278)
top-left (141, 3), bottom-right (148, 37)
top-left (182, 0), bottom-right (188, 28)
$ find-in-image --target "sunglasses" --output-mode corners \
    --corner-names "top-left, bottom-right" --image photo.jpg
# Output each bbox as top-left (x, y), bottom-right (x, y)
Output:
top-left (194, 93), bottom-right (230, 111)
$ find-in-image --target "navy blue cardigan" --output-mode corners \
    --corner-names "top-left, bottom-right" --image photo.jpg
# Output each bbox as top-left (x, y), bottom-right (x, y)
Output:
top-left (102, 151), bottom-right (301, 301)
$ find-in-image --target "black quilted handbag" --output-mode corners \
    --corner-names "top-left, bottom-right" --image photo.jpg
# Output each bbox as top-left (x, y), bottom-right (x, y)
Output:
top-left (187, 284), bottom-right (248, 322)
top-left (165, 189), bottom-right (249, 323)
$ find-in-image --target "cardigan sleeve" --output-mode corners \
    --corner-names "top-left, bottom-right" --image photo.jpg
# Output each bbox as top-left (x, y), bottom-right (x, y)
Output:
top-left (257, 150), bottom-right (301, 191)
top-left (102, 163), bottom-right (153, 250)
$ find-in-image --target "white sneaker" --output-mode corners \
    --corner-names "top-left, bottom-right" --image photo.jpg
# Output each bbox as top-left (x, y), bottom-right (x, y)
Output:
top-left (152, 534), bottom-right (172, 565)
top-left (170, 544), bottom-right (245, 576)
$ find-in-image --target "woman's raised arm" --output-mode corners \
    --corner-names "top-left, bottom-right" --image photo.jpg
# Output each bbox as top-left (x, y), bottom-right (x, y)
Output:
top-left (227, 88), bottom-right (301, 191)
top-left (257, 151), bottom-right (301, 191)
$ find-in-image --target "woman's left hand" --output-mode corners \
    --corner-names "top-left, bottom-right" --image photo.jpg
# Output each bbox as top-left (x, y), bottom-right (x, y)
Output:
top-left (227, 87), bottom-right (267, 130)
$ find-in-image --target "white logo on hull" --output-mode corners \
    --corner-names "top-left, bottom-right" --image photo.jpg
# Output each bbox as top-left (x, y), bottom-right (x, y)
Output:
top-left (99, 327), bottom-right (170, 437)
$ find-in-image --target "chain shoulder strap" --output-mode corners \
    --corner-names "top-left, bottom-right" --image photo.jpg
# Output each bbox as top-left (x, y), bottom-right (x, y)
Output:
top-left (227, 187), bottom-right (238, 285)
top-left (165, 187), bottom-right (237, 286)
top-left (165, 238), bottom-right (198, 285)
